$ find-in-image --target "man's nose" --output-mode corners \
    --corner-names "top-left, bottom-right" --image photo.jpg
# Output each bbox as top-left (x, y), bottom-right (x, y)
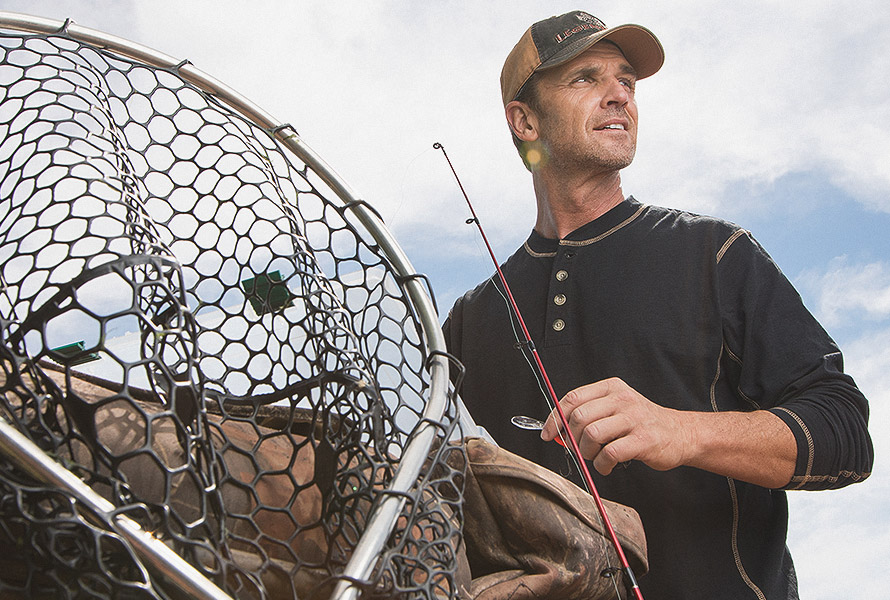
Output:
top-left (602, 78), bottom-right (630, 106)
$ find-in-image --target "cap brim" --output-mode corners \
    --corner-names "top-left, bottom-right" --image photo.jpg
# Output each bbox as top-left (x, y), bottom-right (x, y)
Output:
top-left (540, 24), bottom-right (664, 81)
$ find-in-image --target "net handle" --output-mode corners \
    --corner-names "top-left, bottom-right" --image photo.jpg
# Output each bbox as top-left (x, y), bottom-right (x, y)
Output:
top-left (0, 12), bottom-right (453, 600)
top-left (0, 416), bottom-right (234, 600)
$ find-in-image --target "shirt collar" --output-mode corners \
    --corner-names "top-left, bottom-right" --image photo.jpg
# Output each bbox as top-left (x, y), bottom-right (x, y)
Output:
top-left (525, 196), bottom-right (643, 256)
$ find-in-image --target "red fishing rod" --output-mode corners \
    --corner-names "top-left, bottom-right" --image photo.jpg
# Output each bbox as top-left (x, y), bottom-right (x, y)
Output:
top-left (435, 142), bottom-right (644, 600)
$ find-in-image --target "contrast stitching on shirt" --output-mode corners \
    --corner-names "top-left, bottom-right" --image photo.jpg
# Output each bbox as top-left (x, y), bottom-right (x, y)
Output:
top-left (724, 344), bottom-right (742, 365)
top-left (523, 241), bottom-right (557, 258)
top-left (790, 470), bottom-right (871, 485)
top-left (717, 231), bottom-right (766, 409)
top-left (559, 204), bottom-right (646, 247)
top-left (727, 477), bottom-right (768, 600)
top-left (722, 341), bottom-right (761, 409)
top-left (716, 228), bottom-right (748, 264)
top-left (714, 345), bottom-right (767, 599)
top-left (773, 407), bottom-right (815, 491)
top-left (710, 345), bottom-right (723, 412)
top-left (736, 388), bottom-right (759, 409)
top-left (522, 204), bottom-right (646, 257)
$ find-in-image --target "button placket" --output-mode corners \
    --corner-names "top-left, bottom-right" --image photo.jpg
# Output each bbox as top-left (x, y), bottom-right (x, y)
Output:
top-left (545, 249), bottom-right (573, 344)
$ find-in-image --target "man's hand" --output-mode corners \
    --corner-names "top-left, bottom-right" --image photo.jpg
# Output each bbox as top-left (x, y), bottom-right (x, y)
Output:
top-left (540, 377), bottom-right (797, 488)
top-left (540, 377), bottom-right (692, 475)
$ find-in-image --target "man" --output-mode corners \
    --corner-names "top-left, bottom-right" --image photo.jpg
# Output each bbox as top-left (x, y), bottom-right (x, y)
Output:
top-left (443, 10), bottom-right (873, 599)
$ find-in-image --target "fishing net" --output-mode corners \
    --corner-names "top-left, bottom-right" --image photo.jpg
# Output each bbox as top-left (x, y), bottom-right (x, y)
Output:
top-left (0, 16), bottom-right (466, 600)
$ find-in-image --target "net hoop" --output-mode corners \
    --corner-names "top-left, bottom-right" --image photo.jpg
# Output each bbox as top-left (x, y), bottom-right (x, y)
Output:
top-left (0, 11), bottom-right (454, 600)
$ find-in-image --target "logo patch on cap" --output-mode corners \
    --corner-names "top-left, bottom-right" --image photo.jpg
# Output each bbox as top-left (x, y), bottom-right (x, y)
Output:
top-left (554, 11), bottom-right (606, 44)
top-left (576, 12), bottom-right (606, 27)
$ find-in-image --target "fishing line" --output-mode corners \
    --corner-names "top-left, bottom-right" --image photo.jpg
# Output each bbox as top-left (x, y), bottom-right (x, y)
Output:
top-left (435, 142), bottom-right (644, 600)
top-left (488, 275), bottom-right (586, 485)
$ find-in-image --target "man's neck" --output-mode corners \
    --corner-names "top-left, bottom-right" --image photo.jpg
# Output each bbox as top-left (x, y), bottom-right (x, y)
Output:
top-left (532, 170), bottom-right (625, 239)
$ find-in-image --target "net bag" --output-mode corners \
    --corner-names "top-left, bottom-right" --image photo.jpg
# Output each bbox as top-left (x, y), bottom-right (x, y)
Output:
top-left (0, 13), bottom-right (466, 600)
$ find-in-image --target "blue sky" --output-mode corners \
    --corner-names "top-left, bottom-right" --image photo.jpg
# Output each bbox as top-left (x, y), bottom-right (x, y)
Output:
top-left (3, 1), bottom-right (888, 597)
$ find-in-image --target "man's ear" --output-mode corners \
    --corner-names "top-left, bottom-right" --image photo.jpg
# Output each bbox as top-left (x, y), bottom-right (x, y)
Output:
top-left (505, 100), bottom-right (539, 142)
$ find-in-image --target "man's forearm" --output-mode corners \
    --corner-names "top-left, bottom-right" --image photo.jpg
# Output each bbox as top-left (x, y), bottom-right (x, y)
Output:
top-left (542, 378), bottom-right (798, 487)
top-left (680, 409), bottom-right (796, 488)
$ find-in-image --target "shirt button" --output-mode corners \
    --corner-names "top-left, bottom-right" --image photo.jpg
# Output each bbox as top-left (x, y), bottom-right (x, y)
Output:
top-left (555, 270), bottom-right (568, 282)
top-left (553, 293), bottom-right (566, 306)
top-left (552, 319), bottom-right (565, 331)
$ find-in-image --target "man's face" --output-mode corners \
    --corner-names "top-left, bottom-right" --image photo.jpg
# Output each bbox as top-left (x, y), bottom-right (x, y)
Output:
top-left (531, 42), bottom-right (639, 174)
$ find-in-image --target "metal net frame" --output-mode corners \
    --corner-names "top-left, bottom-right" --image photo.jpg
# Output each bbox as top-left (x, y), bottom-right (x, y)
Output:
top-left (0, 12), bottom-right (465, 600)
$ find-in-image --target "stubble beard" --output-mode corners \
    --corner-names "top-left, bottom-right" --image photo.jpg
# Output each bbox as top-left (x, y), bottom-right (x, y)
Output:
top-left (537, 112), bottom-right (637, 175)
top-left (545, 137), bottom-right (636, 175)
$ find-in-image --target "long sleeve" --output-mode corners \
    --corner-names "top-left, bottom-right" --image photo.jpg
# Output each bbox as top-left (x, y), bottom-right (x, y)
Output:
top-left (717, 230), bottom-right (873, 490)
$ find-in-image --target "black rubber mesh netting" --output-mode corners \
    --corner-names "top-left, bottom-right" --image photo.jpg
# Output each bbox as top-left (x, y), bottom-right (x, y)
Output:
top-left (0, 25), bottom-right (466, 600)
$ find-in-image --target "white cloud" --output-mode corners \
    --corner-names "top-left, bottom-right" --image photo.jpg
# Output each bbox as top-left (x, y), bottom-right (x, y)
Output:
top-left (622, 0), bottom-right (890, 216)
top-left (11, 1), bottom-right (890, 244)
top-left (788, 480), bottom-right (890, 599)
top-left (795, 257), bottom-right (890, 329)
top-left (788, 324), bottom-right (890, 599)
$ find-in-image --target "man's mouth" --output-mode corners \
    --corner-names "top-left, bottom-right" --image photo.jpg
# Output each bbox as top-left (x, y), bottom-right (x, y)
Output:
top-left (597, 123), bottom-right (626, 131)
